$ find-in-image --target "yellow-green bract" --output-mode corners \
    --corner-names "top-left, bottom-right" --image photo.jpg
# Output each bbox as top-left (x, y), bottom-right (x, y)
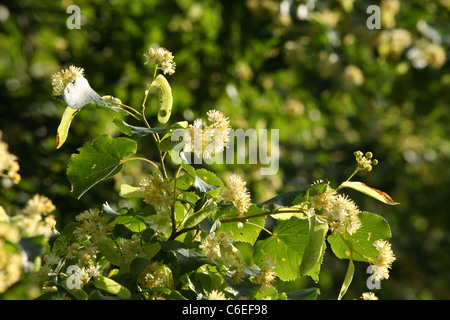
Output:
top-left (151, 74), bottom-right (173, 124)
top-left (56, 106), bottom-right (80, 149)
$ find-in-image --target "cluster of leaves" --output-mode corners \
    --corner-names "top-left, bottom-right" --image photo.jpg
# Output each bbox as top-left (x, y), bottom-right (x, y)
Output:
top-left (32, 61), bottom-right (398, 300)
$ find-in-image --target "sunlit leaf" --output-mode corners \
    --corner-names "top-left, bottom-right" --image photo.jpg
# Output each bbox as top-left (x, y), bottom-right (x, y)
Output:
top-left (119, 184), bottom-right (146, 199)
top-left (151, 74), bottom-right (173, 124)
top-left (327, 211), bottom-right (391, 263)
top-left (193, 169), bottom-right (223, 196)
top-left (93, 275), bottom-right (131, 299)
top-left (338, 181), bottom-right (399, 205)
top-left (299, 216), bottom-right (328, 276)
top-left (253, 217), bottom-right (310, 281)
top-left (56, 106), bottom-right (80, 149)
top-left (67, 134), bottom-right (137, 199)
top-left (338, 257), bottom-right (354, 300)
top-left (183, 198), bottom-right (217, 229)
top-left (217, 205), bottom-right (265, 245)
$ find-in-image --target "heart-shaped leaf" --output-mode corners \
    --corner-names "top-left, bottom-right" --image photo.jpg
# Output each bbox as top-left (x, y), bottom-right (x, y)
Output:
top-left (67, 134), bottom-right (137, 199)
top-left (327, 211), bottom-right (392, 262)
top-left (253, 217), bottom-right (310, 281)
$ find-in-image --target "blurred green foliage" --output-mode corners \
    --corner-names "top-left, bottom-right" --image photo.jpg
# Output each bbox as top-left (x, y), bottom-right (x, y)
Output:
top-left (1, 0), bottom-right (449, 299)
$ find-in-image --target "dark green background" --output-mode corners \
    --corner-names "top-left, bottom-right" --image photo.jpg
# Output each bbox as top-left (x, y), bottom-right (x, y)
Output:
top-left (1, 0), bottom-right (449, 299)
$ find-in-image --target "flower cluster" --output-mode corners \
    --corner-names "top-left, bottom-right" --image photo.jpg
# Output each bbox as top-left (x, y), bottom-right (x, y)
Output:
top-left (16, 194), bottom-right (56, 239)
top-left (117, 238), bottom-right (144, 265)
top-left (73, 208), bottom-right (112, 243)
top-left (380, 0), bottom-right (400, 28)
top-left (407, 39), bottom-right (446, 70)
top-left (36, 209), bottom-right (116, 292)
top-left (144, 47), bottom-right (176, 75)
top-left (377, 29), bottom-right (412, 59)
top-left (51, 65), bottom-right (84, 96)
top-left (354, 151), bottom-right (378, 172)
top-left (0, 193), bottom-right (56, 294)
top-left (360, 292), bottom-right (378, 300)
top-left (138, 261), bottom-right (173, 291)
top-left (140, 172), bottom-right (173, 213)
top-left (208, 290), bottom-right (227, 300)
top-left (343, 65), bottom-right (364, 86)
top-left (328, 194), bottom-right (361, 235)
top-left (221, 174), bottom-right (252, 216)
top-left (199, 232), bottom-right (245, 284)
top-left (310, 184), bottom-right (361, 235)
top-left (371, 239), bottom-right (396, 282)
top-left (184, 109), bottom-right (231, 160)
top-left (0, 132), bottom-right (20, 184)
top-left (252, 257), bottom-right (276, 289)
top-left (0, 214), bottom-right (22, 294)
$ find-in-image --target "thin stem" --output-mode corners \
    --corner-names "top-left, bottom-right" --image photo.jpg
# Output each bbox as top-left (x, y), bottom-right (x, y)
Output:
top-left (170, 226), bottom-right (197, 240)
top-left (245, 221), bottom-right (273, 236)
top-left (115, 104), bottom-right (142, 120)
top-left (141, 66), bottom-right (168, 179)
top-left (219, 207), bottom-right (305, 224)
top-left (345, 168), bottom-right (360, 182)
top-left (167, 207), bottom-right (308, 240)
top-left (120, 157), bottom-right (159, 171)
top-left (113, 107), bottom-right (141, 121)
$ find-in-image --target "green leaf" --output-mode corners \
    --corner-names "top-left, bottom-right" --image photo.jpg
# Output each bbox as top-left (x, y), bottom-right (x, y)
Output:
top-left (338, 181), bottom-right (399, 205)
top-left (222, 274), bottom-right (262, 299)
top-left (253, 217), bottom-right (310, 281)
top-left (198, 218), bottom-right (221, 234)
top-left (193, 169), bottom-right (223, 196)
top-left (171, 172), bottom-right (196, 191)
top-left (285, 287), bottom-right (320, 300)
top-left (338, 257), bottom-right (354, 300)
top-left (160, 121), bottom-right (189, 141)
top-left (119, 184), bottom-right (146, 198)
top-left (161, 240), bottom-right (209, 275)
top-left (97, 237), bottom-right (121, 266)
top-left (190, 272), bottom-right (223, 296)
top-left (60, 284), bottom-right (89, 300)
top-left (299, 216), bottom-right (328, 276)
top-left (183, 198), bottom-right (217, 229)
top-left (327, 211), bottom-right (392, 263)
top-left (56, 106), bottom-right (80, 149)
top-left (130, 258), bottom-right (151, 277)
top-left (259, 181), bottom-right (328, 209)
top-left (292, 182), bottom-right (329, 205)
top-left (180, 161), bottom-right (196, 178)
top-left (113, 117), bottom-right (165, 137)
top-left (93, 275), bottom-right (131, 299)
top-left (113, 224), bottom-right (135, 239)
top-left (114, 215), bottom-right (147, 233)
top-left (217, 205), bottom-right (265, 245)
top-left (67, 134), bottom-right (137, 199)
